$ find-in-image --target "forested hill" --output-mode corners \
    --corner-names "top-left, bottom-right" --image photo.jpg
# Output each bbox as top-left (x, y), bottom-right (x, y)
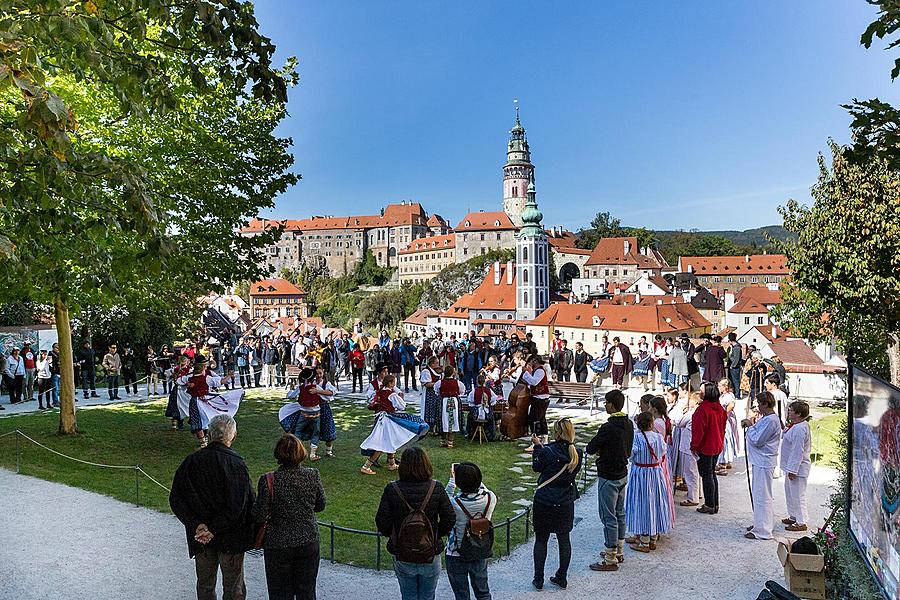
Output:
top-left (655, 225), bottom-right (794, 248)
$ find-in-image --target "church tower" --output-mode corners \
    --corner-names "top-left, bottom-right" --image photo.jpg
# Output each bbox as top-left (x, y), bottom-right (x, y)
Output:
top-left (516, 178), bottom-right (549, 321)
top-left (503, 104), bottom-right (535, 228)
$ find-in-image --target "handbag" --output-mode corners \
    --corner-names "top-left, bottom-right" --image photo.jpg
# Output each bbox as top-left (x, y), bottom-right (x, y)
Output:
top-left (252, 472), bottom-right (275, 550)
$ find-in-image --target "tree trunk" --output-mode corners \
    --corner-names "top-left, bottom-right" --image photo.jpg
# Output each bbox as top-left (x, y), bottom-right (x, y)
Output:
top-left (55, 298), bottom-right (78, 434)
top-left (888, 332), bottom-right (900, 388)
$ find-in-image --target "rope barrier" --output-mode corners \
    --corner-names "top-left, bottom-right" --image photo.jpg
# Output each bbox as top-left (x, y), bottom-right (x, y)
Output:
top-left (136, 466), bottom-right (171, 493)
top-left (13, 430), bottom-right (137, 469)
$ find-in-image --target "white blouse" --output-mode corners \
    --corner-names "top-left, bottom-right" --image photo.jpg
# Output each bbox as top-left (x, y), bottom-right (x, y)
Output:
top-left (780, 421), bottom-right (811, 478)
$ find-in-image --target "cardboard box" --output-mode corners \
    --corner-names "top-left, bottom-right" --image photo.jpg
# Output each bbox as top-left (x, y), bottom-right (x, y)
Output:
top-left (777, 538), bottom-right (826, 600)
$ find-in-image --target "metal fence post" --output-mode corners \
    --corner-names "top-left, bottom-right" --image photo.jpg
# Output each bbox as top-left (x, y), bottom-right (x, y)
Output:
top-left (505, 517), bottom-right (511, 556)
top-left (15, 430), bottom-right (20, 474)
top-left (330, 522), bottom-right (335, 563)
top-left (376, 533), bottom-right (382, 571)
top-left (134, 467), bottom-right (140, 505)
top-left (525, 506), bottom-right (530, 540)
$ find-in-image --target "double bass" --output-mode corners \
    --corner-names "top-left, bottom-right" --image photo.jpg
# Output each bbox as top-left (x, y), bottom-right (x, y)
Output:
top-left (499, 372), bottom-right (532, 440)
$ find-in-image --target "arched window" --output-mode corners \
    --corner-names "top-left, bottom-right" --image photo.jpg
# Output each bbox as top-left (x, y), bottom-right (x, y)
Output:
top-left (523, 246), bottom-right (528, 261)
top-left (513, 186), bottom-right (518, 196)
top-left (523, 291), bottom-right (529, 307)
top-left (523, 270), bottom-right (528, 283)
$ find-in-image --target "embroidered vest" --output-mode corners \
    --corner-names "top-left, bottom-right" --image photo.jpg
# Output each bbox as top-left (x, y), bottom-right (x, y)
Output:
top-left (440, 378), bottom-right (461, 398)
top-left (298, 384), bottom-right (320, 408)
top-left (375, 388), bottom-right (396, 413)
top-left (529, 368), bottom-right (549, 397)
top-left (187, 374), bottom-right (209, 397)
top-left (471, 386), bottom-right (492, 406)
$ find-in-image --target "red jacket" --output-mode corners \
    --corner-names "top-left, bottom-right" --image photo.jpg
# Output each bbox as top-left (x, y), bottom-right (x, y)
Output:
top-left (690, 400), bottom-right (727, 456)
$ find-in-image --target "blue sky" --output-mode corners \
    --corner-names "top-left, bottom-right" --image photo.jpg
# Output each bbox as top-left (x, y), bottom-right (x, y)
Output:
top-left (252, 1), bottom-right (896, 232)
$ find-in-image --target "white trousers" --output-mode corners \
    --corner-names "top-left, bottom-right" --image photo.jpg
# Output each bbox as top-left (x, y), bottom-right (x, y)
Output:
top-left (681, 451), bottom-right (700, 503)
top-left (262, 364), bottom-right (275, 388)
top-left (784, 474), bottom-right (809, 525)
top-left (751, 465), bottom-right (775, 539)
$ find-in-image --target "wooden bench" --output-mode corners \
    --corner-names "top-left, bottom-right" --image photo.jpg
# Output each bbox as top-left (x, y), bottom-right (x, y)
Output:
top-left (547, 381), bottom-right (595, 407)
top-left (285, 365), bottom-right (302, 389)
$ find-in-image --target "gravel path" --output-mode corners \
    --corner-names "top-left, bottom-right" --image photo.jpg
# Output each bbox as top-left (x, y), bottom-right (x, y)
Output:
top-left (0, 455), bottom-right (835, 600)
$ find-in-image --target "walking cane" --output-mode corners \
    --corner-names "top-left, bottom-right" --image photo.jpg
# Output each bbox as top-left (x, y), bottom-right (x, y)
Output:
top-left (743, 422), bottom-right (753, 510)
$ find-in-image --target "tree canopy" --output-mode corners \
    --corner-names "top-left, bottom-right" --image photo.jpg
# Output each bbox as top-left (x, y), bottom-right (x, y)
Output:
top-left (575, 211), bottom-right (656, 251)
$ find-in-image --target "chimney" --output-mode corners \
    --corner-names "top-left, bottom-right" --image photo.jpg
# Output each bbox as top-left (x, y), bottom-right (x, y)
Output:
top-left (494, 261), bottom-right (501, 285)
top-left (506, 261), bottom-right (514, 285)
top-left (724, 292), bottom-right (736, 311)
top-left (688, 264), bottom-right (694, 273)
top-left (623, 240), bottom-right (631, 255)
top-left (635, 290), bottom-right (641, 304)
top-left (771, 325), bottom-right (778, 339)
top-left (745, 255), bottom-right (750, 263)
top-left (657, 299), bottom-right (663, 305)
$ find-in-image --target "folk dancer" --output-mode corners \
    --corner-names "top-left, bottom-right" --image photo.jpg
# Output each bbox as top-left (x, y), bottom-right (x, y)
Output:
top-left (742, 391), bottom-right (782, 540)
top-left (649, 396), bottom-right (676, 525)
top-left (780, 400), bottom-right (812, 532)
top-left (716, 378), bottom-right (739, 474)
top-left (165, 356), bottom-right (192, 431)
top-left (420, 356), bottom-right (443, 433)
top-left (608, 337), bottom-right (633, 390)
top-left (435, 365), bottom-right (462, 448)
top-left (360, 375), bottom-right (427, 475)
top-left (279, 367), bottom-right (328, 459)
top-left (466, 374), bottom-right (501, 441)
top-left (314, 366), bottom-right (338, 458)
top-left (180, 361), bottom-right (243, 448)
top-left (522, 355), bottom-right (551, 451)
top-left (625, 412), bottom-right (674, 552)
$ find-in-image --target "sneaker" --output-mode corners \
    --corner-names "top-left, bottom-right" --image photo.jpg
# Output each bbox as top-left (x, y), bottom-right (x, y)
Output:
top-left (360, 466), bottom-right (376, 475)
top-left (549, 575), bottom-right (567, 589)
top-left (310, 455), bottom-right (321, 462)
top-left (781, 517), bottom-right (797, 525)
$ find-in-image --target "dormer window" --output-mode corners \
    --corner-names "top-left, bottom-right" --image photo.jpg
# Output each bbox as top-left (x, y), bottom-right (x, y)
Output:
top-left (494, 220), bottom-right (501, 227)
top-left (465, 221), bottom-right (471, 227)
top-left (592, 316), bottom-right (601, 327)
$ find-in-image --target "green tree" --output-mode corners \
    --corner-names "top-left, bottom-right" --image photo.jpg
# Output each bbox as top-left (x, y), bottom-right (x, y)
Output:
top-left (774, 141), bottom-right (900, 384)
top-left (575, 211), bottom-right (656, 251)
top-left (357, 284), bottom-right (424, 331)
top-left (0, 1), bottom-right (294, 433)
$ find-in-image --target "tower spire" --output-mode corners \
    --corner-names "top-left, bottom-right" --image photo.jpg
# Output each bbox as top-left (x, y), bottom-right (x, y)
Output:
top-left (514, 99), bottom-right (520, 125)
top-left (503, 100), bottom-right (534, 228)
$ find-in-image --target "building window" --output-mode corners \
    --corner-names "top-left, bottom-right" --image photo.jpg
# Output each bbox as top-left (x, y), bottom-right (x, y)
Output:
top-left (496, 233), bottom-right (501, 240)
top-left (758, 316), bottom-right (765, 325)
top-left (523, 270), bottom-right (528, 283)
top-left (744, 317), bottom-right (750, 325)
top-left (523, 291), bottom-right (528, 307)
top-left (523, 247), bottom-right (528, 261)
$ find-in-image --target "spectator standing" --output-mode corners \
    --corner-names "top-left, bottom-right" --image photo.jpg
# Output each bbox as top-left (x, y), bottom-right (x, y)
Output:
top-left (531, 418), bottom-right (582, 590)
top-left (102, 344), bottom-right (122, 400)
top-left (691, 382), bottom-right (727, 515)
top-left (252, 434), bottom-right (326, 600)
top-left (234, 339), bottom-right (251, 388)
top-left (781, 400), bottom-right (812, 532)
top-left (587, 390), bottom-right (634, 572)
top-left (36, 349), bottom-right (53, 409)
top-left (262, 339), bottom-right (278, 389)
top-left (147, 346), bottom-right (160, 396)
top-left (21, 341), bottom-right (38, 402)
top-left (349, 345), bottom-right (366, 393)
top-left (170, 415), bottom-right (255, 600)
top-left (572, 342), bottom-right (592, 383)
top-left (375, 446), bottom-right (455, 600)
top-left (400, 338), bottom-right (419, 393)
top-left (552, 339), bottom-right (574, 382)
top-left (765, 374), bottom-right (788, 422)
top-left (445, 462), bottom-right (496, 600)
top-left (460, 344), bottom-right (479, 394)
top-left (121, 343), bottom-right (138, 396)
top-left (4, 348), bottom-right (25, 404)
top-left (251, 339), bottom-right (263, 387)
top-left (49, 343), bottom-right (61, 409)
top-left (742, 392), bottom-right (782, 540)
top-left (703, 336), bottom-right (727, 385)
top-left (77, 340), bottom-right (100, 399)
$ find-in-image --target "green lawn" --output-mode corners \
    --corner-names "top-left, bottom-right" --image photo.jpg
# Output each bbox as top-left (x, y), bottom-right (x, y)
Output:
top-left (810, 411), bottom-right (844, 467)
top-left (0, 390), bottom-right (599, 568)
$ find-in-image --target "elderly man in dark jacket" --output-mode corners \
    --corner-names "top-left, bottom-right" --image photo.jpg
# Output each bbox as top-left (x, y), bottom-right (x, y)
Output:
top-left (170, 414), bottom-right (255, 600)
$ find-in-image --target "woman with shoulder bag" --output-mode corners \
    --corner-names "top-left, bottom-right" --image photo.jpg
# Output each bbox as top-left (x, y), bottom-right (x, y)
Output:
top-left (531, 418), bottom-right (583, 591)
top-left (252, 434), bottom-right (326, 600)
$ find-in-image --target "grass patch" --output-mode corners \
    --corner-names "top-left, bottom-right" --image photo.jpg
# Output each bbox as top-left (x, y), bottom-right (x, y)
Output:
top-left (810, 412), bottom-right (844, 467)
top-left (0, 390), bottom-right (599, 568)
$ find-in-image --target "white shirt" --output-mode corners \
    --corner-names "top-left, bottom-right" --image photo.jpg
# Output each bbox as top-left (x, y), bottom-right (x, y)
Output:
top-left (482, 366), bottom-right (501, 384)
top-left (612, 347), bottom-right (624, 364)
top-left (420, 368), bottom-right (439, 386)
top-left (466, 387), bottom-right (501, 406)
top-left (36, 357), bottom-right (52, 379)
top-left (521, 367), bottom-right (549, 399)
top-left (5, 355), bottom-right (24, 377)
top-left (387, 392), bottom-right (406, 412)
top-left (674, 406), bottom-right (695, 453)
top-left (780, 421), bottom-right (811, 478)
top-left (746, 413), bottom-right (782, 469)
top-left (367, 380), bottom-right (402, 401)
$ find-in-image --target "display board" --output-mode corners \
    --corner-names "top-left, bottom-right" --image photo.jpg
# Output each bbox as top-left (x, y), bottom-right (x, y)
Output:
top-left (849, 366), bottom-right (900, 600)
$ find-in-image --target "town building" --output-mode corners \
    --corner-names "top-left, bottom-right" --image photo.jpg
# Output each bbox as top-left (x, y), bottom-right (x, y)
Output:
top-left (454, 211), bottom-right (518, 262)
top-left (623, 271), bottom-right (674, 296)
top-left (583, 237), bottom-right (669, 284)
top-left (503, 107), bottom-right (534, 227)
top-left (240, 201), bottom-right (432, 275)
top-left (398, 233), bottom-right (457, 285)
top-left (547, 228), bottom-right (592, 288)
top-left (689, 287), bottom-right (725, 332)
top-left (402, 309), bottom-right (440, 338)
top-left (515, 180), bottom-right (550, 321)
top-left (248, 278), bottom-right (310, 320)
top-left (427, 262), bottom-right (520, 339)
top-left (526, 300), bottom-right (712, 356)
top-left (677, 254), bottom-right (789, 291)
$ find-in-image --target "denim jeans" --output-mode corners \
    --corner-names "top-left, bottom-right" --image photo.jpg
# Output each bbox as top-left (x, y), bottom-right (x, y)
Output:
top-left (106, 375), bottom-right (119, 399)
top-left (445, 554), bottom-right (491, 600)
top-left (597, 476), bottom-right (628, 550)
top-left (393, 555), bottom-right (441, 600)
top-left (81, 368), bottom-right (96, 395)
top-left (50, 374), bottom-right (60, 406)
top-left (295, 415), bottom-right (320, 447)
top-left (729, 367), bottom-right (743, 400)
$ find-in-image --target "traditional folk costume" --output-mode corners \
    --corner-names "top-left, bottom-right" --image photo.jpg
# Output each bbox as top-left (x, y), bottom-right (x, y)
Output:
top-left (466, 385), bottom-right (501, 440)
top-left (718, 391), bottom-right (739, 467)
top-left (625, 430), bottom-right (674, 549)
top-left (667, 396), bottom-right (687, 480)
top-left (746, 412), bottom-right (782, 539)
top-left (359, 388), bottom-right (428, 459)
top-left (653, 416), bottom-right (676, 524)
top-left (165, 364), bottom-right (191, 430)
top-left (481, 365), bottom-right (503, 396)
top-left (674, 405), bottom-right (700, 504)
top-left (434, 377), bottom-right (462, 445)
top-left (279, 384), bottom-right (323, 453)
top-left (178, 371), bottom-right (243, 438)
top-left (780, 419), bottom-right (811, 527)
top-left (522, 367), bottom-right (551, 440)
top-left (316, 378), bottom-right (338, 456)
top-left (420, 366), bottom-right (442, 432)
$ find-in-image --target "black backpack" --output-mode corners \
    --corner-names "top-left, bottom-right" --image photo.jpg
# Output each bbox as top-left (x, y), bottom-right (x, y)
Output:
top-left (455, 494), bottom-right (494, 561)
top-left (391, 481), bottom-right (437, 564)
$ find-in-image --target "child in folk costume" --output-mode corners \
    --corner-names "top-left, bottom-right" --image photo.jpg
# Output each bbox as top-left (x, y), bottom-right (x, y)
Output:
top-left (522, 355), bottom-right (551, 450)
top-left (649, 396), bottom-right (676, 525)
top-left (664, 388), bottom-right (685, 486)
top-left (742, 391), bottom-right (782, 540)
top-left (780, 400), bottom-right (812, 532)
top-left (625, 412), bottom-right (674, 552)
top-left (180, 361), bottom-right (242, 448)
top-left (359, 375), bottom-right (427, 475)
top-left (278, 367), bottom-right (328, 459)
top-left (716, 378), bottom-right (739, 475)
top-left (165, 355), bottom-right (192, 430)
top-left (434, 365), bottom-right (462, 448)
top-left (466, 373), bottom-right (502, 440)
top-left (314, 366), bottom-right (338, 459)
top-left (419, 356), bottom-right (443, 433)
top-left (674, 391), bottom-right (701, 506)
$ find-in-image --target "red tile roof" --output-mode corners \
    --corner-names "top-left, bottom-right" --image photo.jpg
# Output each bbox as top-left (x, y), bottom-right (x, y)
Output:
top-left (249, 278), bottom-right (306, 296)
top-left (240, 203), bottom-right (427, 233)
top-left (427, 214), bottom-right (448, 228)
top-left (403, 309), bottom-right (440, 325)
top-left (455, 211), bottom-right (517, 231)
top-left (545, 230), bottom-right (578, 248)
top-left (680, 254), bottom-right (789, 275)
top-left (735, 286), bottom-right (782, 306)
top-left (767, 339), bottom-right (844, 374)
top-left (528, 302), bottom-right (711, 334)
top-left (399, 233), bottom-right (456, 255)
top-left (729, 296), bottom-right (769, 314)
top-left (585, 237), bottom-right (668, 268)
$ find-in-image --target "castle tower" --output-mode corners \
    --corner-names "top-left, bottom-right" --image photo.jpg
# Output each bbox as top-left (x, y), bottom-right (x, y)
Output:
top-left (503, 103), bottom-right (535, 228)
top-left (516, 179), bottom-right (549, 321)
